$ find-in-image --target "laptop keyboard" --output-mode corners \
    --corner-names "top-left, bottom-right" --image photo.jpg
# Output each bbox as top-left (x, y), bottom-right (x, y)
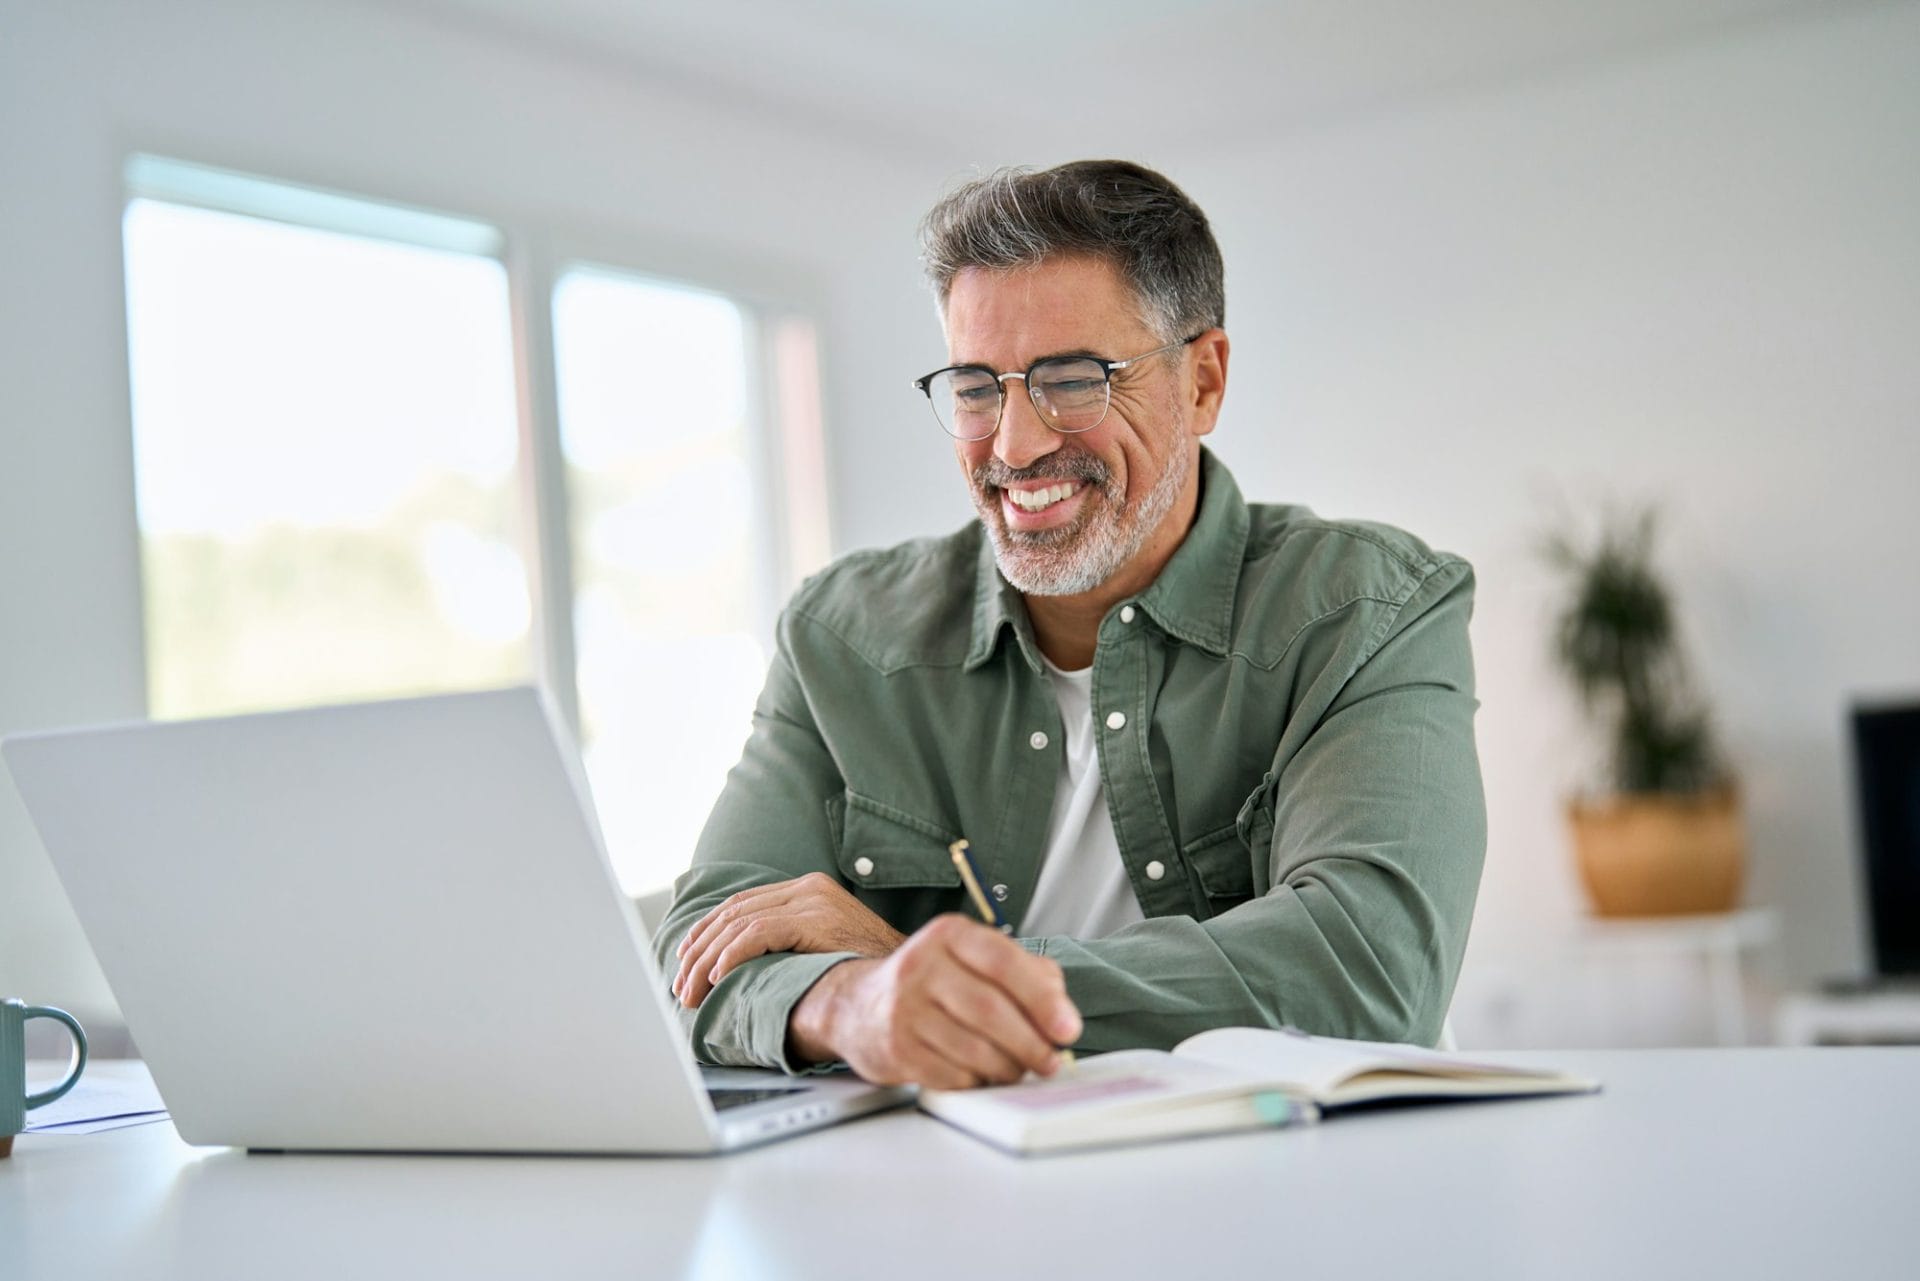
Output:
top-left (707, 1086), bottom-right (805, 1112)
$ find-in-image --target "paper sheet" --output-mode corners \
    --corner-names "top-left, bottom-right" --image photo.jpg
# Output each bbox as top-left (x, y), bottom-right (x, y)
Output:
top-left (23, 1062), bottom-right (169, 1135)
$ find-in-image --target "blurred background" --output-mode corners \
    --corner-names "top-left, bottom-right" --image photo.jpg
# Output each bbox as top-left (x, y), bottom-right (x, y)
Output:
top-left (3, 0), bottom-right (1916, 1052)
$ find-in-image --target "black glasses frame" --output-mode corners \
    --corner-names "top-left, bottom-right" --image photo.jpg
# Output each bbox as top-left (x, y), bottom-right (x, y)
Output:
top-left (912, 332), bottom-right (1205, 440)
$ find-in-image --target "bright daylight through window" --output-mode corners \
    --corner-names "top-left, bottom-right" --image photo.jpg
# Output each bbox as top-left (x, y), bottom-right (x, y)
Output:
top-left (553, 268), bottom-right (769, 894)
top-left (123, 197), bottom-right (528, 719)
top-left (122, 161), bottom-right (813, 894)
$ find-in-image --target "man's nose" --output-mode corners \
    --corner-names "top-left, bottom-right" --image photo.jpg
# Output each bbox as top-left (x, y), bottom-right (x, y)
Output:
top-left (993, 376), bottom-right (1061, 472)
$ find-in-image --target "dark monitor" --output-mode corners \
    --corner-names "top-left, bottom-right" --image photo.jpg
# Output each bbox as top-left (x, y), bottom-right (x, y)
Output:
top-left (1852, 702), bottom-right (1920, 978)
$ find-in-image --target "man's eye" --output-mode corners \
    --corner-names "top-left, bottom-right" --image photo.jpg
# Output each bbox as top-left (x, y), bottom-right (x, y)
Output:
top-left (1038, 378), bottom-right (1103, 397)
top-left (953, 386), bottom-right (999, 405)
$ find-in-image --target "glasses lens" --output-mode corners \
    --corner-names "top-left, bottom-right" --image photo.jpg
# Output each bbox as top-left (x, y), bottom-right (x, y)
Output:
top-left (927, 368), bottom-right (1002, 439)
top-left (1028, 358), bottom-right (1109, 433)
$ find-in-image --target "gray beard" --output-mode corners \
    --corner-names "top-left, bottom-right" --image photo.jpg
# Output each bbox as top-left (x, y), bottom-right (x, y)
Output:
top-left (972, 440), bottom-right (1192, 598)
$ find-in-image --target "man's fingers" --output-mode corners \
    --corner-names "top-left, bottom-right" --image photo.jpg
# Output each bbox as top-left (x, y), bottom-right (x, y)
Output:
top-left (677, 904), bottom-right (731, 959)
top-left (677, 919), bottom-right (758, 1007)
top-left (942, 919), bottom-right (1082, 1046)
top-left (673, 873), bottom-right (891, 1003)
top-left (677, 878), bottom-right (812, 956)
top-left (674, 927), bottom-right (725, 1000)
top-left (927, 970), bottom-right (1061, 1079)
top-left (674, 888), bottom-right (802, 995)
top-left (676, 881), bottom-right (799, 959)
top-left (677, 907), bottom-right (740, 969)
top-left (907, 1022), bottom-right (1022, 1090)
top-left (707, 918), bottom-right (795, 990)
top-left (891, 1034), bottom-right (973, 1091)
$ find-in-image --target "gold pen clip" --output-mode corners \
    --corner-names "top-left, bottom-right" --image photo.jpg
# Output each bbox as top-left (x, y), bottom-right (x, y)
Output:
top-left (947, 839), bottom-right (1003, 927)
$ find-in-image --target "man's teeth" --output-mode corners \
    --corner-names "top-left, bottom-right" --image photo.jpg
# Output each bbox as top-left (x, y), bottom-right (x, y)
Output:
top-left (1007, 483), bottom-right (1080, 512)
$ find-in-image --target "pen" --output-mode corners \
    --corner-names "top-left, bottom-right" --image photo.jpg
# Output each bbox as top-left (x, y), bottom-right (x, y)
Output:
top-left (948, 839), bottom-right (1076, 1073)
top-left (948, 838), bottom-right (1010, 933)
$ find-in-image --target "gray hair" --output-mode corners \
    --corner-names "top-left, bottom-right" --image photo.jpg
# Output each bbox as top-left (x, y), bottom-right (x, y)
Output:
top-left (919, 160), bottom-right (1225, 343)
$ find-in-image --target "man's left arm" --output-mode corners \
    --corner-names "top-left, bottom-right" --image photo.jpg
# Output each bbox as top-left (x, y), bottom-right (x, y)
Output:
top-left (1035, 560), bottom-right (1486, 1051)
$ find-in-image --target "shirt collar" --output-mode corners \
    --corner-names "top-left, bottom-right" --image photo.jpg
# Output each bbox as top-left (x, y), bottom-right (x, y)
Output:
top-left (964, 447), bottom-right (1249, 671)
top-left (966, 520), bottom-right (1043, 674)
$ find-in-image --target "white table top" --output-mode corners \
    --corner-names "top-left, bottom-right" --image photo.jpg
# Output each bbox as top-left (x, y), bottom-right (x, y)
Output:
top-left (4, 1049), bottom-right (1917, 1281)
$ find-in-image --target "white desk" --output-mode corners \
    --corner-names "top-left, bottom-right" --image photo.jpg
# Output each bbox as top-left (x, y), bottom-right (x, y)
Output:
top-left (4, 1050), bottom-right (1916, 1281)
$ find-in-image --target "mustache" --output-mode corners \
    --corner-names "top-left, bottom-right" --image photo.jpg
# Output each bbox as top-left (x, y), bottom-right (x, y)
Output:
top-left (972, 453), bottom-right (1111, 491)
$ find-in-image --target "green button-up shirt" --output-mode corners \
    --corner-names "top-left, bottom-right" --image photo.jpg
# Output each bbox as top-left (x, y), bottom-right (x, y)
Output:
top-left (655, 450), bottom-right (1485, 1072)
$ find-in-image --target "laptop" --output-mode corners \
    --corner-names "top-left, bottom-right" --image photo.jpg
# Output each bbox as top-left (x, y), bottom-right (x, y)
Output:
top-left (2, 687), bottom-right (913, 1154)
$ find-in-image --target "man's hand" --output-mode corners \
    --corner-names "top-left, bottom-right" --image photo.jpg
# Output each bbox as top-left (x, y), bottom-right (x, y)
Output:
top-left (786, 914), bottom-right (1082, 1089)
top-left (672, 872), bottom-right (907, 1008)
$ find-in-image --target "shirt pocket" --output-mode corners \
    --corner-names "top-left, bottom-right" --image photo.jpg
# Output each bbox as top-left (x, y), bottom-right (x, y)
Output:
top-left (1181, 822), bottom-right (1257, 917)
top-left (825, 790), bottom-right (964, 891)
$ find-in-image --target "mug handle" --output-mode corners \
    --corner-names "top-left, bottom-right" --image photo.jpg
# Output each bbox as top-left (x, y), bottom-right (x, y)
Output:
top-left (23, 1006), bottom-right (88, 1110)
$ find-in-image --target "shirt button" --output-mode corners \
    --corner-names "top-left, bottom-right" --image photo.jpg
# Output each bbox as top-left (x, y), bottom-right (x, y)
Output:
top-left (992, 884), bottom-right (1009, 902)
top-left (1120, 605), bottom-right (1136, 624)
top-left (853, 857), bottom-right (875, 877)
top-left (1029, 731), bottom-right (1048, 750)
top-left (1105, 711), bottom-right (1127, 731)
top-left (1145, 860), bottom-right (1166, 881)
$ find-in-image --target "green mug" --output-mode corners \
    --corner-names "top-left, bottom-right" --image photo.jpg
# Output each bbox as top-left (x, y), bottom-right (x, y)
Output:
top-left (2, 998), bottom-right (88, 1157)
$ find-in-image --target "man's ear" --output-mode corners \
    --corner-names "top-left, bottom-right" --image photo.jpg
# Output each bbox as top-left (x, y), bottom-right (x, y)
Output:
top-left (1187, 329), bottom-right (1229, 438)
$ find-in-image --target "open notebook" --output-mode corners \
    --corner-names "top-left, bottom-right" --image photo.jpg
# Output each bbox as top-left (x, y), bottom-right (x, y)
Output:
top-left (918, 1026), bottom-right (1600, 1155)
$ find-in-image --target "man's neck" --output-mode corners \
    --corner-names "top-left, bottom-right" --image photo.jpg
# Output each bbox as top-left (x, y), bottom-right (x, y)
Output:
top-left (1026, 594), bottom-right (1110, 672)
top-left (1024, 476), bottom-right (1202, 671)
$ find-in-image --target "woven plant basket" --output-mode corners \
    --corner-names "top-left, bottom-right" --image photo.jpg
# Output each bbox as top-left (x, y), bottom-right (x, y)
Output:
top-left (1567, 787), bottom-right (1744, 917)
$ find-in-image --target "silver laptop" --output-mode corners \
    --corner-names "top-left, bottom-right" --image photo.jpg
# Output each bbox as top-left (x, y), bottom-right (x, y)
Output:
top-left (2, 687), bottom-right (912, 1154)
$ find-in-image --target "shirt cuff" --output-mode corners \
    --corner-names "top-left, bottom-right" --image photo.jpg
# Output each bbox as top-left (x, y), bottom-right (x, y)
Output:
top-left (698, 950), bottom-right (861, 1076)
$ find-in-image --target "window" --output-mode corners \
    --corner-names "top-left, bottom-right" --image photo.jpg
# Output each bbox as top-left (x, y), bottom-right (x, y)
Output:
top-left (123, 195), bottom-right (527, 719)
top-left (552, 268), bottom-right (770, 891)
top-left (120, 157), bottom-right (827, 894)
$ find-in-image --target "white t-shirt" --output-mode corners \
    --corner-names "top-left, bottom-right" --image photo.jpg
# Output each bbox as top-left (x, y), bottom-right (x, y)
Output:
top-left (1017, 657), bottom-right (1147, 940)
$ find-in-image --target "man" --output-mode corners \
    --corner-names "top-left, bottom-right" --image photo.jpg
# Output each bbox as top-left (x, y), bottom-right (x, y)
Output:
top-left (654, 160), bottom-right (1485, 1091)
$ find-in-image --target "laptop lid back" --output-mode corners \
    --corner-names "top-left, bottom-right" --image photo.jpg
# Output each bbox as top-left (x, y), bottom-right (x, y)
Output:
top-left (4, 688), bottom-right (719, 1153)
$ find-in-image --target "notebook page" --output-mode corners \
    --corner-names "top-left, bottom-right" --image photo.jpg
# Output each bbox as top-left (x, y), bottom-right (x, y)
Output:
top-left (1173, 1027), bottom-right (1559, 1097)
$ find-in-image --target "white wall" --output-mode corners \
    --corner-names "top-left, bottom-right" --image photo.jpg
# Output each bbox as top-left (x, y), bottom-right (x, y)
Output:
top-left (1172, 1), bottom-right (1920, 1044)
top-left (0, 0), bottom-right (957, 1034)
top-left (6, 0), bottom-right (1915, 1049)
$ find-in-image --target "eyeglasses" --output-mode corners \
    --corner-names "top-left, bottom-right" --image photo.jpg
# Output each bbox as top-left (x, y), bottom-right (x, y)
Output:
top-left (912, 334), bottom-right (1202, 441)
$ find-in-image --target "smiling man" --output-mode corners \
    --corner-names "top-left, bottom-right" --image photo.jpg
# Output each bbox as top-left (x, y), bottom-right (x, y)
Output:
top-left (653, 160), bottom-right (1486, 1089)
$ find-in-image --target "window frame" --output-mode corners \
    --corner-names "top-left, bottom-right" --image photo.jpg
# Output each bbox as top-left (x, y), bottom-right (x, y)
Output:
top-left (119, 153), bottom-right (833, 750)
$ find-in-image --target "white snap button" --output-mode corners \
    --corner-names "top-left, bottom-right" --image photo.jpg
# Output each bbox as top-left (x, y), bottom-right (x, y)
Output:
top-left (853, 856), bottom-right (874, 877)
top-left (1145, 860), bottom-right (1166, 881)
top-left (992, 883), bottom-right (1009, 902)
top-left (1029, 731), bottom-right (1048, 750)
top-left (1105, 711), bottom-right (1127, 731)
top-left (1120, 605), bottom-right (1136, 624)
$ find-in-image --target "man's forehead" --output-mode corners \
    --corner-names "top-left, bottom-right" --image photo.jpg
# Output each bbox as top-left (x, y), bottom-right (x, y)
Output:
top-left (942, 256), bottom-right (1150, 360)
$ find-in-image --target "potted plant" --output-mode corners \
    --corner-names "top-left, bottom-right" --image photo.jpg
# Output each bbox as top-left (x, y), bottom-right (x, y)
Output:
top-left (1546, 507), bottom-right (1743, 916)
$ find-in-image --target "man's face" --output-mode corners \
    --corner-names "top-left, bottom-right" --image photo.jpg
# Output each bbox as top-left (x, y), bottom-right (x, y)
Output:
top-left (943, 254), bottom-right (1211, 599)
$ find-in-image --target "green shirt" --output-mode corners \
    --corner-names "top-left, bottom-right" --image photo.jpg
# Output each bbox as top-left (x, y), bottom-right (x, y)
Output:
top-left (654, 450), bottom-right (1485, 1072)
